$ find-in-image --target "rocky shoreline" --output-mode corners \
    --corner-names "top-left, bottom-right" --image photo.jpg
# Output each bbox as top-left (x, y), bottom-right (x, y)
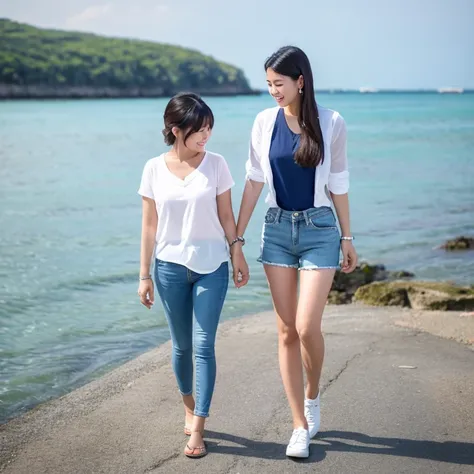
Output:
top-left (328, 237), bottom-right (474, 310)
top-left (328, 262), bottom-right (473, 311)
top-left (0, 84), bottom-right (262, 99)
top-left (438, 236), bottom-right (474, 251)
top-left (354, 280), bottom-right (474, 311)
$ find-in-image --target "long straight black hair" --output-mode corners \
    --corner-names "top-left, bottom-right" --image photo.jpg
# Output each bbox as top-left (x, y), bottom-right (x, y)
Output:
top-left (265, 46), bottom-right (324, 168)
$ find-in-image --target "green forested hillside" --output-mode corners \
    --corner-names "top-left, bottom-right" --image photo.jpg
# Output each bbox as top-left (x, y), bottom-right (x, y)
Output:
top-left (0, 19), bottom-right (254, 97)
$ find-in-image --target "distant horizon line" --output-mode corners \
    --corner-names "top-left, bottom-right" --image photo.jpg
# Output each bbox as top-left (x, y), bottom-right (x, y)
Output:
top-left (256, 88), bottom-right (473, 94)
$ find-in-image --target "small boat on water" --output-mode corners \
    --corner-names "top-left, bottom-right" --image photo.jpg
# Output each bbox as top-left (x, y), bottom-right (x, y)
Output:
top-left (359, 87), bottom-right (379, 93)
top-left (437, 87), bottom-right (464, 94)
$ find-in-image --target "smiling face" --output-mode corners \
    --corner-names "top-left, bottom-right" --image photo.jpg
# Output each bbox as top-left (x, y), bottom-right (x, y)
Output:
top-left (181, 122), bottom-right (212, 152)
top-left (163, 92), bottom-right (215, 150)
top-left (266, 67), bottom-right (303, 108)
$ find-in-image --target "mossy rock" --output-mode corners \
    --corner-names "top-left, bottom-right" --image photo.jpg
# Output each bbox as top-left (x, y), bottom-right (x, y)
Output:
top-left (404, 282), bottom-right (474, 310)
top-left (332, 263), bottom-right (387, 294)
top-left (440, 236), bottom-right (474, 251)
top-left (327, 291), bottom-right (352, 305)
top-left (331, 262), bottom-right (413, 301)
top-left (353, 282), bottom-right (410, 307)
top-left (389, 270), bottom-right (415, 279)
top-left (354, 281), bottom-right (474, 311)
top-left (402, 281), bottom-right (474, 296)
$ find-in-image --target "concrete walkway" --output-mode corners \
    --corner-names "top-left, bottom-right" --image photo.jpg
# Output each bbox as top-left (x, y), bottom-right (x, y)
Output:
top-left (1, 305), bottom-right (473, 473)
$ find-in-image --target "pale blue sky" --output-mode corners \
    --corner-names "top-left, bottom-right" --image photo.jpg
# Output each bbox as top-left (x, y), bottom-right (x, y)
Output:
top-left (1, 0), bottom-right (473, 89)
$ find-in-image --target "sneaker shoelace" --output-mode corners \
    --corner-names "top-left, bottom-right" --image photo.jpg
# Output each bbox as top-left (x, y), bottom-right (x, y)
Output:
top-left (305, 401), bottom-right (317, 423)
top-left (289, 429), bottom-right (306, 446)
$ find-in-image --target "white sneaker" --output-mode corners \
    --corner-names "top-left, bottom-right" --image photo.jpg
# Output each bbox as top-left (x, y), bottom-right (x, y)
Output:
top-left (285, 427), bottom-right (310, 458)
top-left (305, 394), bottom-right (320, 438)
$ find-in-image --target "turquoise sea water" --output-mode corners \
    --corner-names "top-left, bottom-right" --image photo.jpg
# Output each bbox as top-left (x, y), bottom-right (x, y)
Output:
top-left (0, 93), bottom-right (473, 423)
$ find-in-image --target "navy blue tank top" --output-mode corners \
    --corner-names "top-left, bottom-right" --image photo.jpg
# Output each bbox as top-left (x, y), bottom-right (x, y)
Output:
top-left (269, 108), bottom-right (316, 211)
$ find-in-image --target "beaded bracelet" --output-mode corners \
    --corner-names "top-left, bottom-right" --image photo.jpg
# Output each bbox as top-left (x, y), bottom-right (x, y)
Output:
top-left (229, 236), bottom-right (245, 247)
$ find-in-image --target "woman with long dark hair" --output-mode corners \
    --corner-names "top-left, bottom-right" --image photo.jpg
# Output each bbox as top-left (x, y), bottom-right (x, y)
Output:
top-left (138, 92), bottom-right (249, 458)
top-left (236, 46), bottom-right (358, 458)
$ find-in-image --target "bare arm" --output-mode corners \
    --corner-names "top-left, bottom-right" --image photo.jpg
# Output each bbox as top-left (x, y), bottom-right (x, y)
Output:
top-left (238, 112), bottom-right (265, 236)
top-left (328, 114), bottom-right (357, 273)
top-left (330, 192), bottom-right (351, 238)
top-left (138, 197), bottom-right (158, 308)
top-left (140, 197), bottom-right (158, 276)
top-left (217, 189), bottom-right (238, 245)
top-left (217, 190), bottom-right (249, 287)
top-left (236, 179), bottom-right (264, 237)
top-left (331, 192), bottom-right (357, 273)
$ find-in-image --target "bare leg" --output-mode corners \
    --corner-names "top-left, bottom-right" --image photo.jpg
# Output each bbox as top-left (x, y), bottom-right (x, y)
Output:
top-left (297, 269), bottom-right (336, 399)
top-left (188, 416), bottom-right (206, 450)
top-left (183, 394), bottom-right (195, 431)
top-left (264, 265), bottom-right (307, 429)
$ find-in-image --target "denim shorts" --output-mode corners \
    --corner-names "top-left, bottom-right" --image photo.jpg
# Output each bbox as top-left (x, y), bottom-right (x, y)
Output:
top-left (258, 207), bottom-right (341, 270)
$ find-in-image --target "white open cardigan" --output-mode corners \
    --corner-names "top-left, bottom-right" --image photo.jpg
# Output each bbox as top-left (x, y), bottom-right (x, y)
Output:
top-left (245, 105), bottom-right (349, 208)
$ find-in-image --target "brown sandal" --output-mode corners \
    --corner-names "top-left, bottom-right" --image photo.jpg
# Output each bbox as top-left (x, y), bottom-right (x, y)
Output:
top-left (184, 442), bottom-right (207, 458)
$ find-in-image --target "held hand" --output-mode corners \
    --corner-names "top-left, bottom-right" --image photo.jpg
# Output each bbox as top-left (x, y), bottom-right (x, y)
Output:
top-left (341, 240), bottom-right (358, 273)
top-left (138, 279), bottom-right (154, 309)
top-left (231, 246), bottom-right (250, 288)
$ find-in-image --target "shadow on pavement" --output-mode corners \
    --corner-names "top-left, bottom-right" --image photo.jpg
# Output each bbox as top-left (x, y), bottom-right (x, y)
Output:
top-left (316, 431), bottom-right (474, 465)
top-left (204, 429), bottom-right (474, 465)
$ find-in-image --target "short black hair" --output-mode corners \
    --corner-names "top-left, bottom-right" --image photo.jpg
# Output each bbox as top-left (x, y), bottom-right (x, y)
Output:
top-left (162, 92), bottom-right (214, 145)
